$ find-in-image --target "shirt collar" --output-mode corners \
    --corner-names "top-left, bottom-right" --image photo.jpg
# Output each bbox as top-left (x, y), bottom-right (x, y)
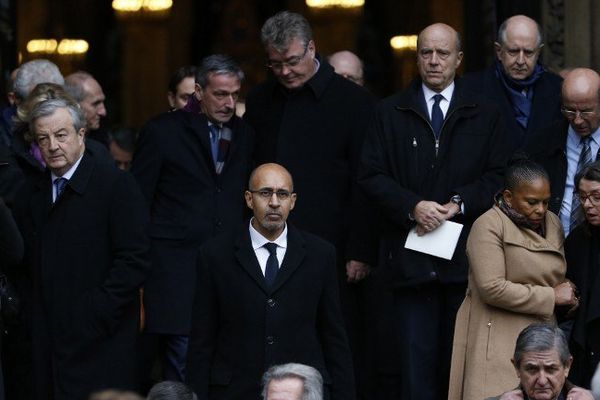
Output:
top-left (249, 218), bottom-right (288, 250)
top-left (51, 152), bottom-right (84, 183)
top-left (422, 81), bottom-right (455, 102)
top-left (567, 123), bottom-right (600, 146)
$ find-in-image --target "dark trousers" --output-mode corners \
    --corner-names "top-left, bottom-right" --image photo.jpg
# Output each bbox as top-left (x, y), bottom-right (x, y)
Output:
top-left (392, 281), bottom-right (465, 400)
top-left (138, 333), bottom-right (188, 394)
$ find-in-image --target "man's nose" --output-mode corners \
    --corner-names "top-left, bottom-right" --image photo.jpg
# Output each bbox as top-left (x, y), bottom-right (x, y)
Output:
top-left (98, 103), bottom-right (107, 117)
top-left (516, 50), bottom-right (525, 64)
top-left (268, 193), bottom-right (281, 207)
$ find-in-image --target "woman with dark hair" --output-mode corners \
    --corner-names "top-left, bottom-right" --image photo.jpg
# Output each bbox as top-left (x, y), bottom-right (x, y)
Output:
top-left (448, 158), bottom-right (578, 400)
top-left (565, 160), bottom-right (600, 387)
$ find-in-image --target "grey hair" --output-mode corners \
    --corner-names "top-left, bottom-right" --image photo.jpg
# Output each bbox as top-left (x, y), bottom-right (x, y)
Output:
top-left (195, 54), bottom-right (244, 89)
top-left (147, 381), bottom-right (198, 400)
top-left (513, 323), bottom-right (571, 368)
top-left (29, 98), bottom-right (86, 136)
top-left (261, 363), bottom-right (323, 400)
top-left (64, 71), bottom-right (95, 102)
top-left (13, 59), bottom-right (64, 100)
top-left (260, 11), bottom-right (313, 52)
top-left (498, 17), bottom-right (543, 47)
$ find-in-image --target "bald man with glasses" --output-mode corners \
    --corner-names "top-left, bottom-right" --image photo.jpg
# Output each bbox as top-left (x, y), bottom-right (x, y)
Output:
top-left (524, 68), bottom-right (600, 237)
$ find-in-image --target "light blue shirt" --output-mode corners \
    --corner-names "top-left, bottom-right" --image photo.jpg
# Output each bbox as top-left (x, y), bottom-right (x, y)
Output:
top-left (559, 125), bottom-right (600, 236)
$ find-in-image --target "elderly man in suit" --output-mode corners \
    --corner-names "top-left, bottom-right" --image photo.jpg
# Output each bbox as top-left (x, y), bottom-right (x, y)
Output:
top-left (13, 97), bottom-right (150, 399)
top-left (131, 54), bottom-right (254, 383)
top-left (186, 163), bottom-right (354, 400)
top-left (359, 22), bottom-right (509, 399)
top-left (462, 15), bottom-right (563, 151)
top-left (487, 324), bottom-right (592, 400)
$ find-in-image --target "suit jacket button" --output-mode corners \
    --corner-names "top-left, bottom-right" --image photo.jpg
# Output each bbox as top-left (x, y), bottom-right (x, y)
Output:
top-left (216, 187), bottom-right (222, 193)
top-left (267, 299), bottom-right (276, 307)
top-left (266, 336), bottom-right (274, 345)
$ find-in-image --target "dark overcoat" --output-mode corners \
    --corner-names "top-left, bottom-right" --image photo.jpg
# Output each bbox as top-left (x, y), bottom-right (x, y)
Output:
top-left (244, 60), bottom-right (376, 263)
top-left (131, 110), bottom-right (254, 334)
top-left (359, 79), bottom-right (510, 287)
top-left (14, 152), bottom-right (151, 399)
top-left (523, 119), bottom-right (571, 215)
top-left (565, 224), bottom-right (600, 386)
top-left (186, 224), bottom-right (355, 400)
top-left (461, 65), bottom-right (563, 150)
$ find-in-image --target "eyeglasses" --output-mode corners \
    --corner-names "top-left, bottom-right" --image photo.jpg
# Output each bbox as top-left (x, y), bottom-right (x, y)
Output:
top-left (266, 45), bottom-right (309, 71)
top-left (561, 108), bottom-right (597, 120)
top-left (36, 131), bottom-right (74, 147)
top-left (577, 191), bottom-right (600, 205)
top-left (249, 189), bottom-right (293, 200)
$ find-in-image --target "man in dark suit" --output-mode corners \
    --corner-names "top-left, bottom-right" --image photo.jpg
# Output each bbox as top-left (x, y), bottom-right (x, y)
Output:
top-left (131, 54), bottom-right (254, 382)
top-left (186, 163), bottom-right (355, 400)
top-left (244, 12), bottom-right (375, 395)
top-left (524, 68), bottom-right (600, 237)
top-left (359, 23), bottom-right (509, 400)
top-left (462, 15), bottom-right (563, 151)
top-left (13, 97), bottom-right (151, 399)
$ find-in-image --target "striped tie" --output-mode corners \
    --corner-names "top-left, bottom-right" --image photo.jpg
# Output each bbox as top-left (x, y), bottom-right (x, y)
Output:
top-left (570, 136), bottom-right (593, 233)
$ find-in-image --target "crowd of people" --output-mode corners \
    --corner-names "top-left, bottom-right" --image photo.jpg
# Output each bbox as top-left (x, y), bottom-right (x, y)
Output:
top-left (2, 8), bottom-right (600, 400)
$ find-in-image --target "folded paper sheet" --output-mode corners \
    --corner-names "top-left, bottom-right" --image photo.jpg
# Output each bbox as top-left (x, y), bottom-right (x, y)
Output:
top-left (404, 221), bottom-right (464, 260)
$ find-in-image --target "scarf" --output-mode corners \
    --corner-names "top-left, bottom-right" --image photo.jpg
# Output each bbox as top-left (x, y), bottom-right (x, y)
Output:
top-left (495, 191), bottom-right (546, 237)
top-left (495, 60), bottom-right (545, 130)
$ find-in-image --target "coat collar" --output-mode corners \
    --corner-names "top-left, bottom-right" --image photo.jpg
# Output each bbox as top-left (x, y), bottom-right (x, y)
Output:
top-left (493, 206), bottom-right (564, 254)
top-left (270, 56), bottom-right (335, 100)
top-left (234, 223), bottom-right (306, 294)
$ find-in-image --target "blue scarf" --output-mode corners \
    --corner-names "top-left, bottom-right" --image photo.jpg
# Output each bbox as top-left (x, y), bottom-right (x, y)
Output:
top-left (495, 60), bottom-right (545, 130)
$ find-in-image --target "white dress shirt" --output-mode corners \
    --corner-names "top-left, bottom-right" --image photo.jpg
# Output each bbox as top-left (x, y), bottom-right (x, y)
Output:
top-left (422, 82), bottom-right (455, 120)
top-left (249, 219), bottom-right (288, 276)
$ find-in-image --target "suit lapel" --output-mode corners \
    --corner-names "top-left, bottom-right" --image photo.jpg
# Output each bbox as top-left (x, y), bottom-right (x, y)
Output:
top-left (234, 229), bottom-right (270, 293)
top-left (185, 112), bottom-right (217, 176)
top-left (271, 225), bottom-right (306, 293)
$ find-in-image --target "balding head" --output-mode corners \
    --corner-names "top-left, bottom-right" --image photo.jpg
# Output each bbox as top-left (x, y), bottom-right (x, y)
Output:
top-left (65, 71), bottom-right (106, 131)
top-left (417, 23), bottom-right (463, 92)
top-left (245, 163), bottom-right (296, 241)
top-left (495, 15), bottom-right (543, 80)
top-left (328, 51), bottom-right (364, 86)
top-left (561, 68), bottom-right (600, 137)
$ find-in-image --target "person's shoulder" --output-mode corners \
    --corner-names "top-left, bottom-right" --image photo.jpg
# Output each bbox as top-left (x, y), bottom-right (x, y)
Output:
top-left (540, 69), bottom-right (563, 87)
top-left (291, 226), bottom-right (336, 254)
top-left (201, 225), bottom-right (247, 254)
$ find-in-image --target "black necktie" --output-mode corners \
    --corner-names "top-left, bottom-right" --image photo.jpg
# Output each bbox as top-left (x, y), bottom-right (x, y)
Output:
top-left (263, 242), bottom-right (279, 287)
top-left (431, 94), bottom-right (444, 138)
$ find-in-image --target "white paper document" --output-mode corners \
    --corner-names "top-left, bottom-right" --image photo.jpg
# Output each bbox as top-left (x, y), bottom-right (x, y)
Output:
top-left (404, 221), bottom-right (464, 260)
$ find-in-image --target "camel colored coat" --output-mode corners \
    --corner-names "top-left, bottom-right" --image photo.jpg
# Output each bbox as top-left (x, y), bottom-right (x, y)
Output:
top-left (448, 206), bottom-right (566, 400)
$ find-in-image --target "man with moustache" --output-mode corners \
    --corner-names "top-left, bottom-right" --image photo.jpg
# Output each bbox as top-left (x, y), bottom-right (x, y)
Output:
top-left (131, 54), bottom-right (254, 383)
top-left (524, 68), bottom-right (600, 237)
top-left (244, 13), bottom-right (375, 396)
top-left (186, 163), bottom-right (354, 400)
top-left (359, 23), bottom-right (508, 399)
top-left (462, 15), bottom-right (563, 151)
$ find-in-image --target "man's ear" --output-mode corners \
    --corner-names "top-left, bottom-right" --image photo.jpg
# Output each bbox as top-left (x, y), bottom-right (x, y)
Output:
top-left (511, 358), bottom-right (520, 378)
top-left (494, 42), bottom-right (502, 59)
top-left (244, 190), bottom-right (254, 210)
top-left (194, 83), bottom-right (203, 102)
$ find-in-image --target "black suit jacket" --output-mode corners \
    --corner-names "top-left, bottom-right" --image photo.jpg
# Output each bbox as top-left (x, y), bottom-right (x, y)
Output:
top-left (13, 152), bottom-right (151, 399)
top-left (523, 119), bottom-right (570, 215)
top-left (461, 65), bottom-right (563, 150)
top-left (186, 224), bottom-right (355, 400)
top-left (131, 110), bottom-right (254, 334)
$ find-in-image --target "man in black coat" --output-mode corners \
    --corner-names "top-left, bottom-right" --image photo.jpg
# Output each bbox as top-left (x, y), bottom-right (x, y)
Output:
top-left (524, 68), bottom-right (600, 237)
top-left (359, 23), bottom-right (509, 400)
top-left (461, 15), bottom-right (562, 151)
top-left (186, 163), bottom-right (354, 400)
top-left (244, 12), bottom-right (375, 394)
top-left (13, 97), bottom-right (151, 399)
top-left (131, 55), bottom-right (254, 382)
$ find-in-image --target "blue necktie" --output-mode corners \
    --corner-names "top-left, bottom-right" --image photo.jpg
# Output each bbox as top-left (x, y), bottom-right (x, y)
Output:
top-left (54, 177), bottom-right (67, 201)
top-left (208, 124), bottom-right (220, 166)
top-left (264, 242), bottom-right (279, 287)
top-left (431, 94), bottom-right (444, 138)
